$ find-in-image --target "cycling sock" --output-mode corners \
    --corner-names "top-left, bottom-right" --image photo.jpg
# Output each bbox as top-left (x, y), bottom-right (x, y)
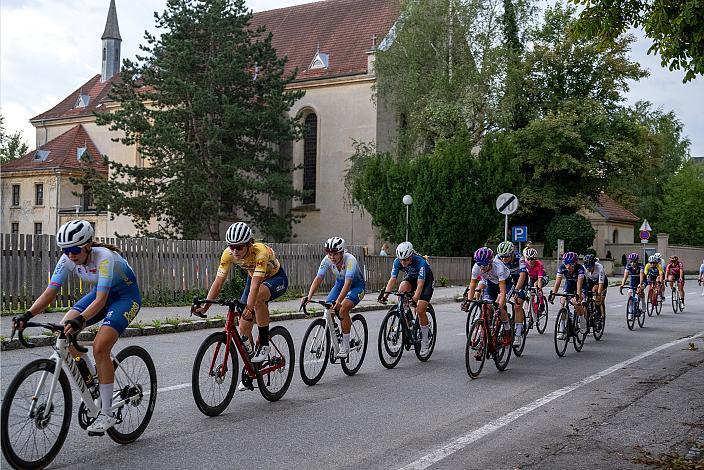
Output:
top-left (342, 333), bottom-right (350, 349)
top-left (258, 325), bottom-right (269, 347)
top-left (100, 384), bottom-right (113, 415)
top-left (421, 325), bottom-right (429, 343)
top-left (80, 353), bottom-right (96, 376)
top-left (502, 321), bottom-right (510, 332)
top-left (515, 323), bottom-right (523, 336)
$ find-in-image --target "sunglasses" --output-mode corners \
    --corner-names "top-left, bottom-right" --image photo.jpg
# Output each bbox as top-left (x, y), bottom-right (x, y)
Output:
top-left (229, 244), bottom-right (247, 251)
top-left (499, 253), bottom-right (512, 259)
top-left (62, 246), bottom-right (83, 255)
top-left (324, 249), bottom-right (342, 255)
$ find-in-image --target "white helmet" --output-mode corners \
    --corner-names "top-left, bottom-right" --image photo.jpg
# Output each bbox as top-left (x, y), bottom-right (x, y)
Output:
top-left (324, 236), bottom-right (345, 252)
top-left (396, 241), bottom-right (415, 259)
top-left (225, 222), bottom-right (252, 245)
top-left (648, 255), bottom-right (657, 263)
top-left (56, 220), bottom-right (94, 248)
top-left (654, 252), bottom-right (661, 260)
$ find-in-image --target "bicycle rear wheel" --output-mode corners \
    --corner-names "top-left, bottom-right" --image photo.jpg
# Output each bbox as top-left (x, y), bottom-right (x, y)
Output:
top-left (626, 298), bottom-right (636, 330)
top-left (107, 345), bottom-right (157, 444)
top-left (536, 294), bottom-right (548, 334)
top-left (192, 332), bottom-right (238, 416)
top-left (415, 305), bottom-right (437, 362)
top-left (1, 359), bottom-right (72, 470)
top-left (299, 318), bottom-right (330, 385)
top-left (378, 308), bottom-right (404, 369)
top-left (465, 320), bottom-right (487, 379)
top-left (554, 308), bottom-right (569, 357)
top-left (257, 326), bottom-right (295, 402)
top-left (341, 314), bottom-right (368, 376)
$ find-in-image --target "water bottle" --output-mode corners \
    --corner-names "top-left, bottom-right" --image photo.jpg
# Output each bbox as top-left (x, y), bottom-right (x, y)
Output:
top-left (241, 335), bottom-right (254, 357)
top-left (75, 357), bottom-right (94, 387)
top-left (332, 320), bottom-right (341, 340)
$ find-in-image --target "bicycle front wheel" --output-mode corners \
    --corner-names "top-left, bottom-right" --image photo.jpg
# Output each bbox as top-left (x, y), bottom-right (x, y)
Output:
top-left (511, 313), bottom-right (527, 357)
top-left (465, 302), bottom-right (480, 337)
top-left (192, 332), bottom-right (239, 416)
top-left (593, 303), bottom-right (605, 341)
top-left (341, 314), bottom-right (368, 376)
top-left (1, 359), bottom-right (72, 470)
top-left (415, 305), bottom-right (437, 362)
top-left (378, 308), bottom-right (404, 369)
top-left (536, 295), bottom-right (548, 334)
top-left (671, 289), bottom-right (678, 314)
top-left (492, 321), bottom-right (512, 371)
top-left (257, 326), bottom-right (295, 402)
top-left (554, 309), bottom-right (569, 357)
top-left (465, 320), bottom-right (486, 379)
top-left (626, 298), bottom-right (636, 330)
top-left (299, 318), bottom-right (330, 385)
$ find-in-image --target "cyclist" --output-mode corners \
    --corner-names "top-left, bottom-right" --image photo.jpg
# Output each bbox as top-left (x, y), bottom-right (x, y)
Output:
top-left (620, 252), bottom-right (645, 320)
top-left (379, 242), bottom-right (435, 354)
top-left (303, 237), bottom-right (365, 358)
top-left (665, 255), bottom-right (685, 307)
top-left (524, 247), bottom-right (548, 321)
top-left (644, 254), bottom-right (664, 306)
top-left (196, 222), bottom-right (288, 371)
top-left (549, 252), bottom-right (587, 340)
top-left (14, 220), bottom-right (141, 434)
top-left (464, 247), bottom-right (512, 345)
top-left (655, 253), bottom-right (666, 300)
top-left (699, 258), bottom-right (704, 295)
top-left (583, 254), bottom-right (608, 321)
top-left (496, 241), bottom-right (527, 346)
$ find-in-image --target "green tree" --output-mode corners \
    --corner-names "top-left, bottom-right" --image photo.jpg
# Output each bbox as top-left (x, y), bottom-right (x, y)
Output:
top-left (571, 0), bottom-right (704, 82)
top-left (544, 214), bottom-right (596, 256)
top-left (659, 161), bottom-right (704, 246)
top-left (82, 0), bottom-right (303, 240)
top-left (0, 113), bottom-right (30, 164)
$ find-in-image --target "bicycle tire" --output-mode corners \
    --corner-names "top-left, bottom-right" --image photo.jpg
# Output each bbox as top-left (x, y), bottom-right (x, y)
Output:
top-left (593, 303), bottom-right (605, 341)
top-left (465, 302), bottom-right (480, 337)
top-left (671, 288), bottom-right (678, 314)
top-left (415, 305), bottom-right (437, 362)
top-left (511, 312), bottom-right (527, 357)
top-left (492, 317), bottom-right (512, 371)
top-left (465, 319), bottom-right (487, 379)
top-left (626, 297), bottom-right (635, 330)
top-left (573, 314), bottom-right (585, 352)
top-left (341, 314), bottom-right (368, 376)
top-left (192, 332), bottom-right (239, 416)
top-left (299, 318), bottom-right (330, 385)
top-left (637, 298), bottom-right (646, 328)
top-left (1, 359), bottom-right (72, 470)
top-left (107, 345), bottom-right (157, 444)
top-left (257, 326), bottom-right (295, 402)
top-left (656, 292), bottom-right (662, 315)
top-left (554, 308), bottom-right (569, 357)
top-left (378, 308), bottom-right (404, 369)
top-left (536, 295), bottom-right (548, 334)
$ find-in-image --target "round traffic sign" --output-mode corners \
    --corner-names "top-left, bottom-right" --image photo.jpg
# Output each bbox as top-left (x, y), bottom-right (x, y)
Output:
top-left (639, 230), bottom-right (650, 240)
top-left (496, 193), bottom-right (518, 215)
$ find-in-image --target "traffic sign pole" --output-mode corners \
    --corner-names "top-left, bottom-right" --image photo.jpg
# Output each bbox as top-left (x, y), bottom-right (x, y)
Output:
top-left (496, 193), bottom-right (518, 243)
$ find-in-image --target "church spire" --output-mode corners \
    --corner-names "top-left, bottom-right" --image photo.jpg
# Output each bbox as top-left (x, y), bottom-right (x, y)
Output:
top-left (101, 0), bottom-right (122, 81)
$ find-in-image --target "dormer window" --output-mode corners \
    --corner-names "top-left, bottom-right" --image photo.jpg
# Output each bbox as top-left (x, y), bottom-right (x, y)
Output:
top-left (74, 94), bottom-right (90, 108)
top-left (34, 150), bottom-right (50, 161)
top-left (77, 147), bottom-right (88, 161)
top-left (309, 46), bottom-right (329, 70)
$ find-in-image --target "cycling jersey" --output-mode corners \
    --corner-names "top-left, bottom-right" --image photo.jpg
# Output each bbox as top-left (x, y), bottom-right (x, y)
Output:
top-left (624, 263), bottom-right (644, 289)
top-left (525, 260), bottom-right (545, 281)
top-left (390, 254), bottom-right (431, 280)
top-left (496, 253), bottom-right (527, 280)
top-left (317, 253), bottom-right (365, 287)
top-left (699, 263), bottom-right (704, 275)
top-left (217, 242), bottom-right (280, 279)
top-left (644, 262), bottom-right (664, 279)
top-left (556, 263), bottom-right (585, 295)
top-left (585, 262), bottom-right (607, 284)
top-left (49, 247), bottom-right (137, 293)
top-left (666, 261), bottom-right (683, 277)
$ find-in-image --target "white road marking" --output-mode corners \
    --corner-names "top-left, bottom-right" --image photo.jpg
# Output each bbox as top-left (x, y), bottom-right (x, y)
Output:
top-left (157, 383), bottom-right (191, 393)
top-left (398, 330), bottom-right (704, 470)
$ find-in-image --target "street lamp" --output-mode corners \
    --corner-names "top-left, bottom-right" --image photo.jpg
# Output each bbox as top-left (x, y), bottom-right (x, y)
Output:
top-left (402, 194), bottom-right (413, 241)
top-left (350, 207), bottom-right (355, 245)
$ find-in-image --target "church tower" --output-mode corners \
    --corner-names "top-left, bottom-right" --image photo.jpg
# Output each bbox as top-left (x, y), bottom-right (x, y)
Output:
top-left (101, 0), bottom-right (122, 82)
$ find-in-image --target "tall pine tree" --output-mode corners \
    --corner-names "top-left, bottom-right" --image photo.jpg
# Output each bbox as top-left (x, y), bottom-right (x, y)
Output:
top-left (83, 0), bottom-right (304, 240)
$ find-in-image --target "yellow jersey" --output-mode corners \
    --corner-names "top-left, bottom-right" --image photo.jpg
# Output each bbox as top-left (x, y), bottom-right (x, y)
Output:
top-left (644, 262), bottom-right (663, 277)
top-left (216, 242), bottom-right (280, 279)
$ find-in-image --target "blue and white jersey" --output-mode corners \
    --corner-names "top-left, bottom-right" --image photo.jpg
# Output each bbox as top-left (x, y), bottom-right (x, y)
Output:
top-left (49, 247), bottom-right (137, 293)
top-left (317, 252), bottom-right (365, 287)
top-left (496, 253), bottom-right (527, 278)
top-left (390, 254), bottom-right (431, 280)
top-left (471, 258), bottom-right (510, 285)
top-left (699, 263), bottom-right (704, 275)
top-left (585, 262), bottom-right (606, 284)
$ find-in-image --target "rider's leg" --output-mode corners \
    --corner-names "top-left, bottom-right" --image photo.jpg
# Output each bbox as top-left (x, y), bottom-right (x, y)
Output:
top-left (92, 326), bottom-right (119, 415)
top-left (254, 285), bottom-right (272, 346)
top-left (679, 277), bottom-right (685, 303)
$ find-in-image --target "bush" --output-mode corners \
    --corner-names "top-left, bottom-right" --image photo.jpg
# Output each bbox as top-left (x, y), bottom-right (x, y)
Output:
top-left (438, 276), bottom-right (449, 287)
top-left (544, 214), bottom-right (596, 256)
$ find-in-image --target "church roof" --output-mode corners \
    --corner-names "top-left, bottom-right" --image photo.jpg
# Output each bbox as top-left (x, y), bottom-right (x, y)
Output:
top-left (1, 125), bottom-right (108, 174)
top-left (595, 193), bottom-right (639, 223)
top-left (250, 0), bottom-right (399, 82)
top-left (102, 0), bottom-right (122, 40)
top-left (30, 74), bottom-right (117, 122)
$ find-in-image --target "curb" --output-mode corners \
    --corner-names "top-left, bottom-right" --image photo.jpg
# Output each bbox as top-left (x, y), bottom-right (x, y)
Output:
top-left (0, 297), bottom-right (461, 351)
top-left (685, 431), bottom-right (704, 462)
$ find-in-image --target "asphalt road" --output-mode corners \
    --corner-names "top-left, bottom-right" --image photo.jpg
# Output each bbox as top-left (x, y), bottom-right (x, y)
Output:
top-left (2, 281), bottom-right (703, 469)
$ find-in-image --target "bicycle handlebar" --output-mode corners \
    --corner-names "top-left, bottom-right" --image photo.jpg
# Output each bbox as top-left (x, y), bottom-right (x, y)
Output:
top-left (300, 299), bottom-right (333, 316)
top-left (190, 297), bottom-right (246, 318)
top-left (11, 321), bottom-right (86, 352)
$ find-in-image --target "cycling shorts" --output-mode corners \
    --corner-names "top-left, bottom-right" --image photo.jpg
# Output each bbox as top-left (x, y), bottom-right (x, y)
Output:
top-left (240, 267), bottom-right (289, 304)
top-left (72, 285), bottom-right (142, 334)
top-left (402, 270), bottom-right (435, 302)
top-left (326, 279), bottom-right (366, 306)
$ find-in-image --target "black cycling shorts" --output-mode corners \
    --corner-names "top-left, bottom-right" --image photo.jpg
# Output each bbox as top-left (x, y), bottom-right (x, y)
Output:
top-left (402, 269), bottom-right (435, 302)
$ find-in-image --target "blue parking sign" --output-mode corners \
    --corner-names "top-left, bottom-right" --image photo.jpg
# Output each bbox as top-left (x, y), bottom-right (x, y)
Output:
top-left (512, 226), bottom-right (528, 242)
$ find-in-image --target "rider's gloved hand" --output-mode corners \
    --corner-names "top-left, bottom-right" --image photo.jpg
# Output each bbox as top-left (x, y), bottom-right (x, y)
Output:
top-left (14, 311), bottom-right (33, 331)
top-left (64, 315), bottom-right (86, 335)
top-left (377, 292), bottom-right (388, 303)
top-left (461, 300), bottom-right (470, 312)
top-left (548, 292), bottom-right (555, 304)
top-left (300, 297), bottom-right (309, 309)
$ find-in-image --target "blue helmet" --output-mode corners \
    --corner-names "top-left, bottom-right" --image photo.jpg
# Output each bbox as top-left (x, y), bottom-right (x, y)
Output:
top-left (562, 252), bottom-right (578, 265)
top-left (474, 247), bottom-right (494, 266)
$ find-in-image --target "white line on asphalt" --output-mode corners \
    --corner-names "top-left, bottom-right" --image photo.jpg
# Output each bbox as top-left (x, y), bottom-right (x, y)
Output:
top-left (398, 330), bottom-right (704, 470)
top-left (158, 383), bottom-right (191, 393)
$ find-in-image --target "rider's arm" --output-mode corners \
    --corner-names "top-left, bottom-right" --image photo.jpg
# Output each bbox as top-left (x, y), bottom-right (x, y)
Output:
top-left (551, 273), bottom-right (562, 295)
top-left (497, 280), bottom-right (507, 309)
top-left (467, 278), bottom-right (478, 300)
top-left (576, 275), bottom-right (584, 302)
top-left (200, 249), bottom-right (231, 313)
top-left (77, 290), bottom-right (110, 322)
top-left (515, 271), bottom-right (527, 291)
top-left (246, 275), bottom-right (264, 313)
top-left (306, 276), bottom-right (324, 301)
top-left (620, 269), bottom-right (628, 288)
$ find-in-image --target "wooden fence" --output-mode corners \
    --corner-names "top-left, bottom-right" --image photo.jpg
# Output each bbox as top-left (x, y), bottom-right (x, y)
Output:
top-left (1, 234), bottom-right (469, 311)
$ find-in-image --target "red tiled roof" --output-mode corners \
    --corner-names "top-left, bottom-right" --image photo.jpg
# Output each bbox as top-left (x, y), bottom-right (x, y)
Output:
top-left (1, 125), bottom-right (108, 174)
top-left (30, 74), bottom-right (116, 122)
top-left (596, 193), bottom-right (639, 222)
top-left (250, 0), bottom-right (399, 82)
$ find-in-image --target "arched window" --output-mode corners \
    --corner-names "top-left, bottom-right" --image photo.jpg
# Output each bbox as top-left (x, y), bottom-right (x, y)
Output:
top-left (612, 229), bottom-right (619, 244)
top-left (303, 113), bottom-right (317, 204)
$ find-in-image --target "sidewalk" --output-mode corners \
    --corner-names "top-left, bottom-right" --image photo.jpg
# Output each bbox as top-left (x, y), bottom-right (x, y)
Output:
top-left (0, 286), bottom-right (468, 347)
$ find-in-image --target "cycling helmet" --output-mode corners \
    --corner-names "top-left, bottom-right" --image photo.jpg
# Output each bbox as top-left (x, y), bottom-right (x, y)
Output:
top-left (396, 241), bottom-right (415, 260)
top-left (497, 241), bottom-right (514, 257)
top-left (562, 252), bottom-right (578, 265)
top-left (524, 247), bottom-right (538, 260)
top-left (583, 254), bottom-right (597, 267)
top-left (56, 220), bottom-right (94, 248)
top-left (473, 247), bottom-right (494, 266)
top-left (225, 222), bottom-right (252, 245)
top-left (670, 255), bottom-right (678, 261)
top-left (627, 252), bottom-right (639, 263)
top-left (648, 255), bottom-right (657, 264)
top-left (324, 236), bottom-right (346, 252)
top-left (654, 252), bottom-right (661, 260)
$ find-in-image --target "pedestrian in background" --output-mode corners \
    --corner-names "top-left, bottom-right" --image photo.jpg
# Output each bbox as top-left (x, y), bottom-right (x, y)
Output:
top-left (379, 243), bottom-right (389, 256)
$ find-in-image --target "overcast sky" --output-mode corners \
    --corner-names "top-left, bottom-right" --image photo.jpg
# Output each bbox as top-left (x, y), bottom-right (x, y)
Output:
top-left (1, 0), bottom-right (702, 157)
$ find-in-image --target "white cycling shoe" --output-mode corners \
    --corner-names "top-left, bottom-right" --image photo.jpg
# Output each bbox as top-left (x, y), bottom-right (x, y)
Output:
top-left (251, 345), bottom-right (270, 363)
top-left (87, 412), bottom-right (116, 434)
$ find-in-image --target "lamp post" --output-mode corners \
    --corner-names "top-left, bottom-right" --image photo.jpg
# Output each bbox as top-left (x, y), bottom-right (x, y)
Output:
top-left (402, 194), bottom-right (413, 242)
top-left (350, 207), bottom-right (355, 245)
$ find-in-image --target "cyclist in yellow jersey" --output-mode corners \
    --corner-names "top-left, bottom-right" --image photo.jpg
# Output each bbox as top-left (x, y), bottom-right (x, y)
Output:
top-left (196, 222), bottom-right (288, 373)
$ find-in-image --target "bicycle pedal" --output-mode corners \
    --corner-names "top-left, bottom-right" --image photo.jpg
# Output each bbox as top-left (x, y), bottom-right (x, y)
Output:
top-left (87, 431), bottom-right (105, 437)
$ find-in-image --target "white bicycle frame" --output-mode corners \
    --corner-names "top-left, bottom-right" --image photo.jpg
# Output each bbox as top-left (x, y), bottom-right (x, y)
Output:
top-left (307, 307), bottom-right (363, 358)
top-left (30, 337), bottom-right (135, 422)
